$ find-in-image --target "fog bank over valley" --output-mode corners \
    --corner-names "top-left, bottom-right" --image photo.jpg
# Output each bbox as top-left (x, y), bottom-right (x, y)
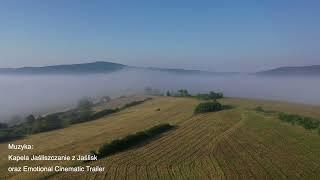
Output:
top-left (0, 69), bottom-right (319, 122)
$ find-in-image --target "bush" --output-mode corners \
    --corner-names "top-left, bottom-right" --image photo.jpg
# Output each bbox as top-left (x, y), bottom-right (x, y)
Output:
top-left (94, 124), bottom-right (174, 159)
top-left (194, 102), bottom-right (223, 114)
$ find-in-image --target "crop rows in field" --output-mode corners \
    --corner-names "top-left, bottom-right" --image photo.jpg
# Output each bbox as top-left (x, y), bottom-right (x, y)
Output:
top-left (51, 110), bottom-right (320, 180)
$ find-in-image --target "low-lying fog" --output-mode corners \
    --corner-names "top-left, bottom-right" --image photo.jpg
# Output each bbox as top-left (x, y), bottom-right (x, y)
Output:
top-left (0, 69), bottom-right (319, 122)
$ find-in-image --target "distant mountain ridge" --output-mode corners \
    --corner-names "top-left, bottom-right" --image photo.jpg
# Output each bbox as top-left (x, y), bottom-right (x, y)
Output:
top-left (0, 61), bottom-right (237, 75)
top-left (0, 61), bottom-right (125, 74)
top-left (0, 61), bottom-right (319, 76)
top-left (256, 65), bottom-right (320, 76)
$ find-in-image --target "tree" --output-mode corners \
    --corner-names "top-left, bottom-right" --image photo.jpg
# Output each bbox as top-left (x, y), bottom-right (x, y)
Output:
top-left (41, 114), bottom-right (66, 131)
top-left (209, 91), bottom-right (223, 100)
top-left (0, 123), bottom-right (8, 129)
top-left (178, 89), bottom-right (190, 97)
top-left (31, 118), bottom-right (42, 133)
top-left (78, 98), bottom-right (93, 111)
top-left (194, 102), bottom-right (223, 114)
top-left (166, 91), bottom-right (171, 96)
top-left (26, 115), bottom-right (36, 124)
top-left (10, 115), bottom-right (23, 124)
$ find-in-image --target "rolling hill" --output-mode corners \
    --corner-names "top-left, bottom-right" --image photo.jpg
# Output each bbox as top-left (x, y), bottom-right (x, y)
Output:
top-left (1, 96), bottom-right (320, 179)
top-left (256, 65), bottom-right (320, 76)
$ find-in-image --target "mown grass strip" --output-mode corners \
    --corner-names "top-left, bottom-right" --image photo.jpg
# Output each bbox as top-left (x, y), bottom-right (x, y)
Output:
top-left (92, 123), bottom-right (175, 159)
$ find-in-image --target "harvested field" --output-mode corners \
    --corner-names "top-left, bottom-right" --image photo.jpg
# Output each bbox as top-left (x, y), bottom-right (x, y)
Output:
top-left (1, 96), bottom-right (320, 179)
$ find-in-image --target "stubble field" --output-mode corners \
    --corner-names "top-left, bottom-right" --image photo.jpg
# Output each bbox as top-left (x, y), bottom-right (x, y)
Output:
top-left (1, 96), bottom-right (320, 179)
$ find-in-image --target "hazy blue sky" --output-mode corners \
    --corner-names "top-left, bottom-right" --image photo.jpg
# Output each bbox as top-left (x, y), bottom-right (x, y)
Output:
top-left (0, 0), bottom-right (319, 72)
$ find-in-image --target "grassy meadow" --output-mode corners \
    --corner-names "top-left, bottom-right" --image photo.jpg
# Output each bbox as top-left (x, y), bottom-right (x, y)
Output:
top-left (1, 96), bottom-right (320, 179)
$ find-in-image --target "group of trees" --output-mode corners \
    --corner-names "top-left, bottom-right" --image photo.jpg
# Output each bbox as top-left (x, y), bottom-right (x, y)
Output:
top-left (195, 91), bottom-right (223, 100)
top-left (93, 124), bottom-right (174, 159)
top-left (166, 89), bottom-right (190, 97)
top-left (0, 112), bottom-right (70, 142)
top-left (194, 102), bottom-right (223, 114)
top-left (166, 89), bottom-right (224, 100)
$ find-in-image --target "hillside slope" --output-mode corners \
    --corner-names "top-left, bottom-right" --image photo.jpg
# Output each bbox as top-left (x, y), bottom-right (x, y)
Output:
top-left (1, 97), bottom-right (320, 179)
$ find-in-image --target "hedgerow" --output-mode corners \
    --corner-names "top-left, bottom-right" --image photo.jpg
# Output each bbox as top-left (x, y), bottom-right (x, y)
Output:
top-left (0, 98), bottom-right (152, 143)
top-left (278, 113), bottom-right (320, 130)
top-left (92, 124), bottom-right (175, 159)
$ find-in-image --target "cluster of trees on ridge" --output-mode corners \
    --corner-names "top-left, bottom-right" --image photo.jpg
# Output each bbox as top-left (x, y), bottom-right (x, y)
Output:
top-left (0, 97), bottom-right (152, 142)
top-left (165, 89), bottom-right (227, 114)
top-left (166, 89), bottom-right (223, 100)
top-left (255, 106), bottom-right (320, 135)
top-left (91, 123), bottom-right (175, 159)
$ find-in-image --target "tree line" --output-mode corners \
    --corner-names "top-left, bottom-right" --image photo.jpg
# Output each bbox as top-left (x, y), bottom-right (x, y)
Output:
top-left (254, 106), bottom-right (320, 135)
top-left (0, 98), bottom-right (152, 142)
top-left (166, 89), bottom-right (224, 100)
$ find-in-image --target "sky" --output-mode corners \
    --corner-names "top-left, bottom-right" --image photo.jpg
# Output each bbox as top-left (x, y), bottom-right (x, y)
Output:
top-left (0, 0), bottom-right (319, 72)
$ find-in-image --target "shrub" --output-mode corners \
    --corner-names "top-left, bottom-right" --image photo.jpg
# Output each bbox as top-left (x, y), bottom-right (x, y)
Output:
top-left (94, 124), bottom-right (174, 159)
top-left (194, 102), bottom-right (222, 114)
